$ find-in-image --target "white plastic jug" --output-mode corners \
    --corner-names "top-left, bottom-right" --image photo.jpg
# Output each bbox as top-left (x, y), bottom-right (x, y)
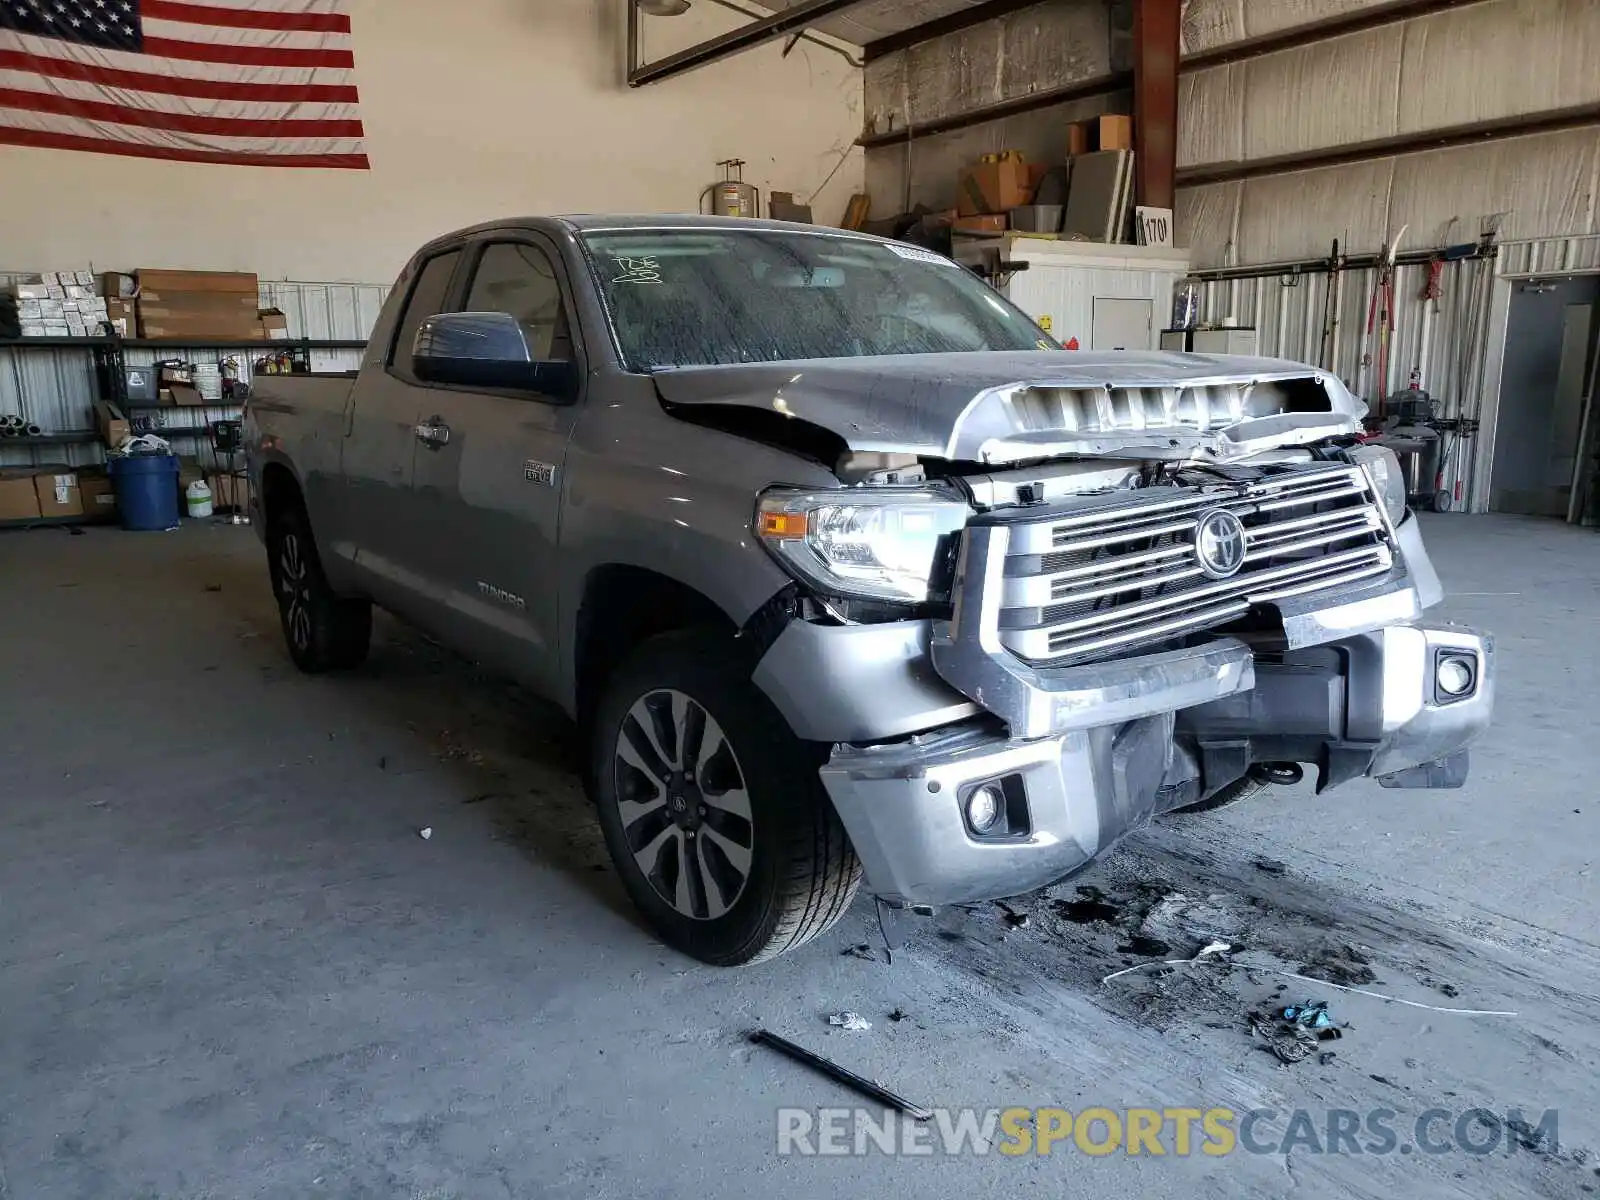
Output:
top-left (185, 478), bottom-right (213, 518)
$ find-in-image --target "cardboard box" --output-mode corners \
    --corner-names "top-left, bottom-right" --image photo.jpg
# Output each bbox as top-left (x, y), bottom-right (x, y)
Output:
top-left (77, 474), bottom-right (117, 521)
top-left (20, 324), bottom-right (46, 337)
top-left (1068, 114), bottom-right (1134, 156)
top-left (101, 271), bottom-right (137, 299)
top-left (42, 322), bottom-right (69, 336)
top-left (1097, 114), bottom-right (1133, 150)
top-left (13, 282), bottom-right (50, 301)
top-left (33, 469), bottom-right (82, 518)
top-left (957, 157), bottom-right (1033, 217)
top-left (18, 299), bottom-right (41, 319)
top-left (137, 268), bottom-right (259, 295)
top-left (64, 284), bottom-right (95, 301)
top-left (45, 284), bottom-right (66, 300)
top-left (74, 271), bottom-right (93, 287)
top-left (170, 382), bottom-right (205, 406)
top-left (93, 400), bottom-right (131, 446)
top-left (258, 308), bottom-right (290, 340)
top-left (953, 214), bottom-right (1009, 234)
top-left (38, 299), bottom-right (64, 319)
top-left (0, 474), bottom-right (41, 521)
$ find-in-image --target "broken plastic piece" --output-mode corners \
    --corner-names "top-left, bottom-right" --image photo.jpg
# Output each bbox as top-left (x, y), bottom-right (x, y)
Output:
top-left (827, 1011), bottom-right (871, 1032)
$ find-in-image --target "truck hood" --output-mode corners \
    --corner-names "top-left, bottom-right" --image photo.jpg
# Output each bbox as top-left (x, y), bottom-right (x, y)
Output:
top-left (652, 350), bottom-right (1364, 465)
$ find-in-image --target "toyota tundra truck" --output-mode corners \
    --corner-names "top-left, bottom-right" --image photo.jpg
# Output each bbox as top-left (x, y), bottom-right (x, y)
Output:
top-left (245, 215), bottom-right (1494, 965)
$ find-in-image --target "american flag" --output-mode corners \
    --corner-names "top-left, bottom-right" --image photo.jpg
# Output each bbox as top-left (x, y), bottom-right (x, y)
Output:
top-left (0, 0), bottom-right (366, 168)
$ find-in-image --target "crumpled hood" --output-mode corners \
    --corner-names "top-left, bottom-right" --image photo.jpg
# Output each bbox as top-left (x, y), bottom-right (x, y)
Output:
top-left (652, 350), bottom-right (1365, 464)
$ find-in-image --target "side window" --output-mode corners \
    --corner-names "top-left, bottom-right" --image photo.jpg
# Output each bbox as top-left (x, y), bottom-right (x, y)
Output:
top-left (465, 242), bottom-right (572, 361)
top-left (390, 250), bottom-right (462, 382)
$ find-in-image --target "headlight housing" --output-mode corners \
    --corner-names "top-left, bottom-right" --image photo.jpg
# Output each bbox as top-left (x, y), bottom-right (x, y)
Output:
top-left (755, 486), bottom-right (969, 604)
top-left (1346, 443), bottom-right (1407, 525)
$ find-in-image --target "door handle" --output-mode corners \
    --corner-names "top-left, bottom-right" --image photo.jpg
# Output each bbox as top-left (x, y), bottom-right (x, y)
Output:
top-left (414, 418), bottom-right (451, 448)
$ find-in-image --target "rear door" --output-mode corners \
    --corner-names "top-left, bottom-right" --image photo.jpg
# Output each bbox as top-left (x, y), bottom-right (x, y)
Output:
top-left (407, 235), bottom-right (586, 695)
top-left (338, 247), bottom-right (466, 614)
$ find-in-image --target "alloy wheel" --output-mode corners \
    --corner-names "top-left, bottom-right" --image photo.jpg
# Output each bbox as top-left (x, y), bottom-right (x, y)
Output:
top-left (612, 688), bottom-right (754, 920)
top-left (278, 532), bottom-right (312, 652)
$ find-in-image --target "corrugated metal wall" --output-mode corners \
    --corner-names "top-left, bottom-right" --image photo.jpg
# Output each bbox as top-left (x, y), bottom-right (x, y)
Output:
top-left (1192, 233), bottom-right (1600, 511)
top-left (1, 280), bottom-right (384, 472)
top-left (1177, 0), bottom-right (1600, 268)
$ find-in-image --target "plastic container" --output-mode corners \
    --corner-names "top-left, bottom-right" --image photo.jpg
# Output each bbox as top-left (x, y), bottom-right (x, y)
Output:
top-left (185, 478), bottom-right (213, 518)
top-left (108, 453), bottom-right (181, 531)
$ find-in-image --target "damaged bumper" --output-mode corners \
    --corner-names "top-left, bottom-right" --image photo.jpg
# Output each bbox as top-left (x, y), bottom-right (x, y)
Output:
top-left (817, 618), bottom-right (1493, 907)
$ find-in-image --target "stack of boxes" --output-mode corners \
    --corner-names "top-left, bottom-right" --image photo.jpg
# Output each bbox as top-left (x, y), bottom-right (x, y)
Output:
top-left (12, 272), bottom-right (110, 338)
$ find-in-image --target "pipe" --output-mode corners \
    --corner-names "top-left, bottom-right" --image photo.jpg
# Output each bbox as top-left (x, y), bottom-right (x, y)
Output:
top-left (628, 0), bottom-right (868, 86)
top-left (700, 0), bottom-right (863, 68)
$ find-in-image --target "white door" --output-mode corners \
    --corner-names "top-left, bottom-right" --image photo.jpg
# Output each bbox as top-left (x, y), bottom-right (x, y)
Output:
top-left (1092, 297), bottom-right (1153, 350)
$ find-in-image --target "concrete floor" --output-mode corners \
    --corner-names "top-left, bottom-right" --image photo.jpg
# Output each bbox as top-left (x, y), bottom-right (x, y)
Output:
top-left (1, 514), bottom-right (1597, 1199)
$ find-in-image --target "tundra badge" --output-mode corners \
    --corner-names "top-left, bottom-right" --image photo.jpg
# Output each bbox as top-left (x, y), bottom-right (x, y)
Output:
top-left (524, 460), bottom-right (556, 486)
top-left (476, 581), bottom-right (527, 611)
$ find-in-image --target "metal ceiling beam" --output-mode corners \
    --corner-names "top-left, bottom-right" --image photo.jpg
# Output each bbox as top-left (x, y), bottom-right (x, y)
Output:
top-left (628, 0), bottom-right (871, 87)
top-left (1132, 0), bottom-right (1179, 210)
top-left (861, 0), bottom-right (1050, 62)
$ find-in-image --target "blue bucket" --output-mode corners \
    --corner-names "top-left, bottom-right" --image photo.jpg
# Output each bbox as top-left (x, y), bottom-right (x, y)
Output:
top-left (108, 453), bottom-right (181, 531)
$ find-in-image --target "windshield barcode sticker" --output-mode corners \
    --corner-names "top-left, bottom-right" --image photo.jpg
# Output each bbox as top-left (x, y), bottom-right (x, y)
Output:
top-left (885, 243), bottom-right (958, 267)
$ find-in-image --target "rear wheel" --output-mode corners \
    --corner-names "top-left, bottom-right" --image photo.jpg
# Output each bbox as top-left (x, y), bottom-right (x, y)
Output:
top-left (591, 629), bottom-right (860, 965)
top-left (266, 504), bottom-right (371, 673)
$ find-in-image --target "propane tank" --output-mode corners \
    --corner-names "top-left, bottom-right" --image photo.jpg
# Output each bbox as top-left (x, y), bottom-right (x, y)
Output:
top-left (701, 159), bottom-right (761, 219)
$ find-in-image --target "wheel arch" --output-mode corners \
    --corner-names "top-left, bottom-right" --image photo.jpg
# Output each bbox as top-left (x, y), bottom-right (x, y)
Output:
top-left (571, 564), bottom-right (740, 732)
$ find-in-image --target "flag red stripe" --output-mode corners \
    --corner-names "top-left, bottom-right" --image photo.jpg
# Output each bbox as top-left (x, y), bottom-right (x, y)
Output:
top-left (140, 35), bottom-right (354, 69)
top-left (0, 49), bottom-right (359, 103)
top-left (0, 87), bottom-right (363, 136)
top-left (0, 123), bottom-right (368, 167)
top-left (139, 0), bottom-right (352, 33)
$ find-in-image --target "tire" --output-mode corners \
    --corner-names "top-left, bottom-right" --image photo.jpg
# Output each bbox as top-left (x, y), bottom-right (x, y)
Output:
top-left (266, 503), bottom-right (371, 674)
top-left (591, 628), bottom-right (861, 965)
top-left (1175, 772), bottom-right (1272, 815)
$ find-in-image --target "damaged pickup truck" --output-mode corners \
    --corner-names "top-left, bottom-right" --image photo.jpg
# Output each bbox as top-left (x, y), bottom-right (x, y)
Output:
top-left (246, 215), bottom-right (1494, 965)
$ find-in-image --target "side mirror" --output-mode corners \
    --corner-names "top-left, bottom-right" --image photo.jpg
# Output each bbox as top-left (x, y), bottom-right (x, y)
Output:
top-left (412, 311), bottom-right (576, 400)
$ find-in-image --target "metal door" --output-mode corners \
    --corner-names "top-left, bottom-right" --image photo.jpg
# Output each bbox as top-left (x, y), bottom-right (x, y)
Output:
top-left (336, 247), bottom-right (465, 615)
top-left (407, 236), bottom-right (585, 696)
top-left (1091, 297), bottom-right (1153, 350)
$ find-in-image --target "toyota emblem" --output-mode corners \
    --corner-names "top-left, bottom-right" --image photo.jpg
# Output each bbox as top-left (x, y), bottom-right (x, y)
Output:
top-left (1192, 508), bottom-right (1247, 579)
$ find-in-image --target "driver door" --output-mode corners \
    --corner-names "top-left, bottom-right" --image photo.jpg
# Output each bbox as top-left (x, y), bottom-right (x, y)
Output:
top-left (406, 236), bottom-right (584, 698)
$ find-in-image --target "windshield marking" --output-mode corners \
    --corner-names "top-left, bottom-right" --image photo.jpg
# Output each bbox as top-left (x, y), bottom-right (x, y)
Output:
top-left (611, 256), bottom-right (664, 284)
top-left (885, 243), bottom-right (957, 267)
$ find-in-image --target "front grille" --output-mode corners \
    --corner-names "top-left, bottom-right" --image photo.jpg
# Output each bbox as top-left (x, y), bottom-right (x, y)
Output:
top-left (994, 465), bottom-right (1393, 663)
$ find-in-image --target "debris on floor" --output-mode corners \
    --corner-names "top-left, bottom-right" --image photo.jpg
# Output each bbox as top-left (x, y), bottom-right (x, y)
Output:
top-left (841, 943), bottom-right (879, 962)
top-left (1281, 999), bottom-right (1333, 1030)
top-left (749, 1029), bottom-right (932, 1121)
top-left (419, 826), bottom-right (433, 840)
top-left (996, 901), bottom-right (1030, 929)
top-left (887, 1008), bottom-right (908, 1022)
top-left (827, 1011), bottom-right (871, 1031)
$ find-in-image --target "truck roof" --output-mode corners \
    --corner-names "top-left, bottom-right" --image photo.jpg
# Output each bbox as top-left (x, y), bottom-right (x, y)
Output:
top-left (415, 213), bottom-right (882, 253)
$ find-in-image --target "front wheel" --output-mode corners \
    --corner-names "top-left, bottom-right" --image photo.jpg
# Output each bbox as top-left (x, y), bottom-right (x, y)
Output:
top-left (591, 629), bottom-right (860, 965)
top-left (266, 505), bottom-right (371, 673)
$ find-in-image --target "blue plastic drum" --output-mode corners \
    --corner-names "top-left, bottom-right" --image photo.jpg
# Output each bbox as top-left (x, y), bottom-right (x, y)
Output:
top-left (107, 453), bottom-right (181, 531)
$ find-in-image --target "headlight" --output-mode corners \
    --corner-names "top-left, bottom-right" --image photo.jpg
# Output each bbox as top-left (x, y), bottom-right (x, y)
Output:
top-left (755, 487), bottom-right (969, 603)
top-left (1346, 444), bottom-right (1406, 525)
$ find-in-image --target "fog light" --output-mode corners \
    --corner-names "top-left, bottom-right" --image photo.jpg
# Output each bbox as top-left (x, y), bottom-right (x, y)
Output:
top-left (965, 784), bottom-right (1004, 834)
top-left (1436, 655), bottom-right (1475, 697)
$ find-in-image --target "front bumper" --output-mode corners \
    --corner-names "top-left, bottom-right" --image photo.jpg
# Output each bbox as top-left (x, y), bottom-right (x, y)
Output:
top-left (818, 619), bottom-right (1493, 907)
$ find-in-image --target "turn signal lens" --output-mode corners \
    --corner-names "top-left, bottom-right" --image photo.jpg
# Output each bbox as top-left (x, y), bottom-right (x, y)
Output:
top-left (757, 511), bottom-right (808, 538)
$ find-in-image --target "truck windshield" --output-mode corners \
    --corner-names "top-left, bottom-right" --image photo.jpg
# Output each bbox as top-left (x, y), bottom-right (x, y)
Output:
top-left (581, 229), bottom-right (1049, 371)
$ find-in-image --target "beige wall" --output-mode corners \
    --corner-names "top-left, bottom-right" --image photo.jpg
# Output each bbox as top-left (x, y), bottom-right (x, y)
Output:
top-left (0, 0), bottom-right (864, 284)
